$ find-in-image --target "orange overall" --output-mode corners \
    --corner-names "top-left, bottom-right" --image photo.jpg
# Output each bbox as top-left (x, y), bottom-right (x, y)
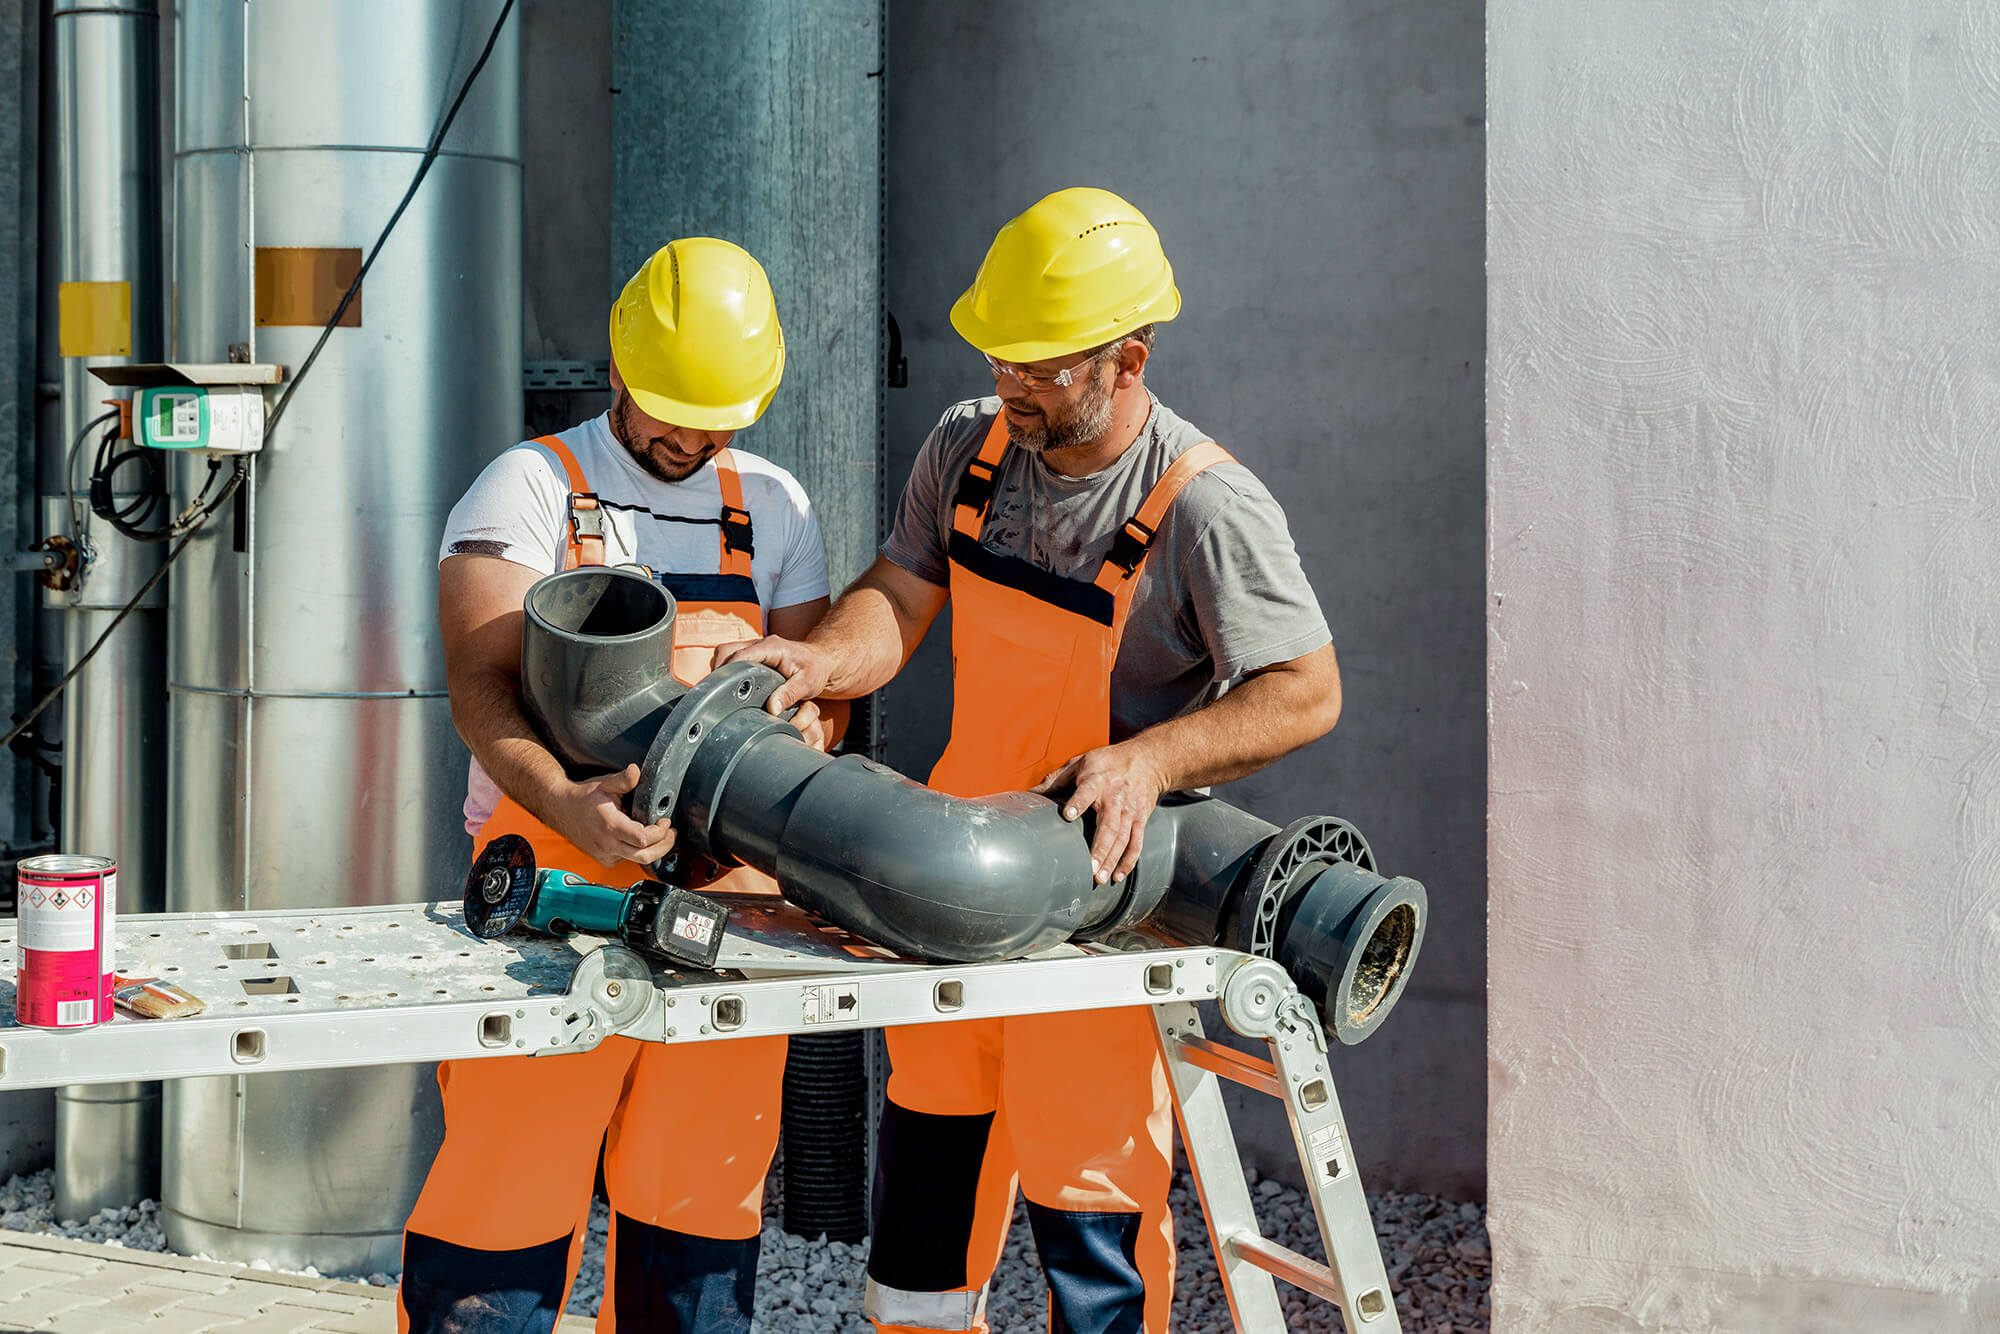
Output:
top-left (864, 417), bottom-right (1232, 1334)
top-left (399, 439), bottom-right (785, 1334)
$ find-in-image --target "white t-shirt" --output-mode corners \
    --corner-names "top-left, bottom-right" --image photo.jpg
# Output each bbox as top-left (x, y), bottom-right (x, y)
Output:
top-left (438, 412), bottom-right (832, 833)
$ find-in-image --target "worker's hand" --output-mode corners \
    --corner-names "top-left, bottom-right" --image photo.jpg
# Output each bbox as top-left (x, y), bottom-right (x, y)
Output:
top-left (1032, 742), bottom-right (1169, 886)
top-left (787, 698), bottom-right (832, 752)
top-left (714, 636), bottom-right (835, 714)
top-left (546, 764), bottom-right (677, 868)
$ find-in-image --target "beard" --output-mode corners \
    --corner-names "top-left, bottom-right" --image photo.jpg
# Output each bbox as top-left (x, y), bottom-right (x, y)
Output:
top-left (610, 391), bottom-right (721, 483)
top-left (1002, 360), bottom-right (1117, 454)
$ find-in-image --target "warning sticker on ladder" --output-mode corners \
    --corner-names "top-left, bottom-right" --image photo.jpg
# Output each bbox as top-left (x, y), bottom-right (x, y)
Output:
top-left (1309, 1121), bottom-right (1350, 1184)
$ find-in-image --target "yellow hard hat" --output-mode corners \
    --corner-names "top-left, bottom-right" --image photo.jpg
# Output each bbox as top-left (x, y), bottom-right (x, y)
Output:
top-left (950, 187), bottom-right (1181, 363)
top-left (608, 238), bottom-right (785, 432)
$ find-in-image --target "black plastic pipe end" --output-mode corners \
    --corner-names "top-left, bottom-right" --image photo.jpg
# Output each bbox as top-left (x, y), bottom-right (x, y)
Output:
top-left (1274, 863), bottom-right (1428, 1045)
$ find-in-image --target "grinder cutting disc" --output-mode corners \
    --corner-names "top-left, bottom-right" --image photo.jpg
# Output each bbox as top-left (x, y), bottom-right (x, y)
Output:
top-left (464, 834), bottom-right (537, 938)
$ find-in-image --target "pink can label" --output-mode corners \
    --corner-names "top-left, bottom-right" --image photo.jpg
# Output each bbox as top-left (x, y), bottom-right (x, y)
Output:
top-left (16, 858), bottom-right (116, 1028)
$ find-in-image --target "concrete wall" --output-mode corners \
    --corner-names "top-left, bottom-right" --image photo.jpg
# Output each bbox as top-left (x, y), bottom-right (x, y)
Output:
top-left (882, 0), bottom-right (1486, 1195)
top-left (1489, 1), bottom-right (2000, 1328)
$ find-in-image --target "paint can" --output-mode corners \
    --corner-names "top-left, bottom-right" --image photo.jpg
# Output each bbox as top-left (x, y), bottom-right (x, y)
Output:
top-left (15, 854), bottom-right (117, 1029)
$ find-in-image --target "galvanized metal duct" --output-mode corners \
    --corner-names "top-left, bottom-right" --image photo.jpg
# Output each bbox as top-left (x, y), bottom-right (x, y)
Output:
top-left (164, 0), bottom-right (521, 1273)
top-left (608, 0), bottom-right (888, 1233)
top-left (45, 0), bottom-right (167, 1222)
top-left (521, 569), bottom-right (1428, 1045)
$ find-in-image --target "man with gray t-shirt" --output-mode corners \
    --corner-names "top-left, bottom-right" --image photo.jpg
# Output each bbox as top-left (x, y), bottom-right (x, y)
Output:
top-left (720, 188), bottom-right (1340, 1334)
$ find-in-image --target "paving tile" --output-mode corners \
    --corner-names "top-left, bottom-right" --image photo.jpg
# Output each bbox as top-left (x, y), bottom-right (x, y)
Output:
top-left (108, 1268), bottom-right (238, 1295)
top-left (11, 1249), bottom-right (110, 1276)
top-left (0, 1284), bottom-right (111, 1327)
top-left (293, 1310), bottom-right (394, 1334)
top-left (64, 1284), bottom-right (206, 1324)
top-left (42, 1314), bottom-right (153, 1334)
top-left (0, 1263), bottom-right (68, 1302)
top-left (54, 1268), bottom-right (181, 1303)
top-left (265, 1290), bottom-right (377, 1316)
top-left (194, 1307), bottom-right (344, 1334)
top-left (171, 1283), bottom-right (299, 1319)
top-left (149, 1310), bottom-right (259, 1334)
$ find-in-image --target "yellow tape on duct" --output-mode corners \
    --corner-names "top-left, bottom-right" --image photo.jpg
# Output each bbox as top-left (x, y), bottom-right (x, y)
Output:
top-left (58, 281), bottom-right (131, 357)
top-left (255, 247), bottom-right (363, 327)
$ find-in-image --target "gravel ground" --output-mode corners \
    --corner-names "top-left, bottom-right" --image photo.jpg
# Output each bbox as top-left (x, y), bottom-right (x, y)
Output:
top-left (0, 1166), bottom-right (1486, 1332)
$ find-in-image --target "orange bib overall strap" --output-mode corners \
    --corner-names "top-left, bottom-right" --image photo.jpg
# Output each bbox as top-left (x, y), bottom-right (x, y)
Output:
top-left (867, 413), bottom-right (1231, 1334)
top-left (536, 433), bottom-right (605, 569)
top-left (663, 448), bottom-right (766, 686)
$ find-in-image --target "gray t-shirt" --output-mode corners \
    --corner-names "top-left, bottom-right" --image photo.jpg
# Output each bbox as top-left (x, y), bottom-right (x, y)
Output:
top-left (883, 394), bottom-right (1331, 740)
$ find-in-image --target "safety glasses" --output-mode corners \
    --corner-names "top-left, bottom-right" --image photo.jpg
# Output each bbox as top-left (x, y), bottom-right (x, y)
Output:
top-left (981, 348), bottom-right (1113, 392)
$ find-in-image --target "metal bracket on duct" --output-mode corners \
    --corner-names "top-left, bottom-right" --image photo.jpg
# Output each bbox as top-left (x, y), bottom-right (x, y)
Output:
top-left (517, 567), bottom-right (1428, 1044)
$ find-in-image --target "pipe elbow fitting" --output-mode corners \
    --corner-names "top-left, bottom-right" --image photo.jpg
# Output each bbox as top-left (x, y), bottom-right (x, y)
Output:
top-left (520, 567), bottom-right (686, 776)
top-left (770, 754), bottom-right (1103, 963)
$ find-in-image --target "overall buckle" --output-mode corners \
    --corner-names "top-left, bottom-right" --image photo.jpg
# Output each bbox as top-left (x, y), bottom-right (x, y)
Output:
top-left (1104, 516), bottom-right (1156, 577)
top-left (953, 457), bottom-right (1000, 514)
top-left (568, 493), bottom-right (605, 546)
top-left (719, 504), bottom-right (756, 557)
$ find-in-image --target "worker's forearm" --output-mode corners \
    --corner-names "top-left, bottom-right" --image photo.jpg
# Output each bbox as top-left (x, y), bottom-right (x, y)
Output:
top-left (804, 582), bottom-right (921, 699)
top-left (1125, 665), bottom-right (1341, 793)
top-left (449, 665), bottom-right (574, 825)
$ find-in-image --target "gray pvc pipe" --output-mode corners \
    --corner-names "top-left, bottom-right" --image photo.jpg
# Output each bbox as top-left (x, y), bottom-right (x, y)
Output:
top-left (516, 568), bottom-right (1426, 1038)
top-left (520, 568), bottom-right (687, 778)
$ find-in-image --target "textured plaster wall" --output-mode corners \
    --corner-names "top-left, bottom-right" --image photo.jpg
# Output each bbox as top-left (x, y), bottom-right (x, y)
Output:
top-left (885, 0), bottom-right (1486, 1194)
top-left (1489, 1), bottom-right (2000, 1329)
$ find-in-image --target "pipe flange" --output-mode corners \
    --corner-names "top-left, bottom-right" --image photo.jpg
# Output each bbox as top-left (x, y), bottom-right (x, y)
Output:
top-left (1237, 817), bottom-right (1374, 959)
top-left (630, 660), bottom-right (793, 831)
top-left (1218, 956), bottom-right (1297, 1041)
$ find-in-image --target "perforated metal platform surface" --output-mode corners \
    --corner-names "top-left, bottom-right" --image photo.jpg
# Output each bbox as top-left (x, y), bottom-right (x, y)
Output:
top-left (0, 900), bottom-right (1221, 1091)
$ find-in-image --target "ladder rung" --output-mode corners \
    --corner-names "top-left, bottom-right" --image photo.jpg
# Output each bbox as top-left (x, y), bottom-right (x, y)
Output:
top-left (1229, 1232), bottom-right (1343, 1304)
top-left (1169, 1032), bottom-right (1283, 1097)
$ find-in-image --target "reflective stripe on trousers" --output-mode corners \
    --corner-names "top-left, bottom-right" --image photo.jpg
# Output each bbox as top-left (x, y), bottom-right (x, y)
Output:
top-left (865, 413), bottom-right (1232, 1334)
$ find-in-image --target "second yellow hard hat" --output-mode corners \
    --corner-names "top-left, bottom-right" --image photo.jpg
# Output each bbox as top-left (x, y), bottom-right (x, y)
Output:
top-left (950, 188), bottom-right (1181, 363)
top-left (609, 238), bottom-right (786, 432)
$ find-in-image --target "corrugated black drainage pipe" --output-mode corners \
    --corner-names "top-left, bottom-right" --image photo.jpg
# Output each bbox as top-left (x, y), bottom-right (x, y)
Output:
top-left (781, 1032), bottom-right (871, 1243)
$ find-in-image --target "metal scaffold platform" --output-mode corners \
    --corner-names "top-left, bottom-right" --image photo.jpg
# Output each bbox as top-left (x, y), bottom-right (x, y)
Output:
top-left (0, 901), bottom-right (1403, 1330)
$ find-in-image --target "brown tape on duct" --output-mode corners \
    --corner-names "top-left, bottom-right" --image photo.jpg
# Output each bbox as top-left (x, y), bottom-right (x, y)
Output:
top-left (255, 247), bottom-right (363, 327)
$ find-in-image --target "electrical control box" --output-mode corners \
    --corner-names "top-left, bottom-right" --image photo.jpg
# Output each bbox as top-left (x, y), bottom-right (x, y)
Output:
top-left (87, 362), bottom-right (283, 455)
top-left (136, 384), bottom-right (266, 453)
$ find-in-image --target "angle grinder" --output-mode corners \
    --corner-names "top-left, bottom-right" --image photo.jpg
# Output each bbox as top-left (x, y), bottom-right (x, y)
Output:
top-left (462, 833), bottom-right (729, 970)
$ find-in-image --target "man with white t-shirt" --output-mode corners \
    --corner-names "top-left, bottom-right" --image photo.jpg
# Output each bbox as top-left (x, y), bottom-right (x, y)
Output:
top-left (398, 238), bottom-right (839, 1334)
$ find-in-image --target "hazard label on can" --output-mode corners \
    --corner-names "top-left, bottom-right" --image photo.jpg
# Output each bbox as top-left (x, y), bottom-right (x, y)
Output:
top-left (20, 876), bottom-right (101, 951)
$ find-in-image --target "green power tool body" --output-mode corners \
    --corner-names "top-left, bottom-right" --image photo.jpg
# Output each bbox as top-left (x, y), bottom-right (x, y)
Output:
top-left (462, 833), bottom-right (729, 970)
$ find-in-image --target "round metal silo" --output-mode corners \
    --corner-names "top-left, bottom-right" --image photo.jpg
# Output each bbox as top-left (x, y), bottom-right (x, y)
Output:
top-left (164, 0), bottom-right (521, 1273)
top-left (37, 0), bottom-right (169, 1220)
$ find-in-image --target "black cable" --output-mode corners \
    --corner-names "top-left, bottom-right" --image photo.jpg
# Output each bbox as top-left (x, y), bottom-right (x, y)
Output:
top-left (64, 408), bottom-right (118, 540)
top-left (0, 485), bottom-right (233, 751)
top-left (6, 0), bottom-right (518, 755)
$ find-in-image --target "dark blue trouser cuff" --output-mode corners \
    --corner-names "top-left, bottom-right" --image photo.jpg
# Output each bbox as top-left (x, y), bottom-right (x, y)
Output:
top-left (1024, 1200), bottom-right (1146, 1334)
top-left (401, 1230), bottom-right (570, 1334)
top-left (613, 1213), bottom-right (760, 1334)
